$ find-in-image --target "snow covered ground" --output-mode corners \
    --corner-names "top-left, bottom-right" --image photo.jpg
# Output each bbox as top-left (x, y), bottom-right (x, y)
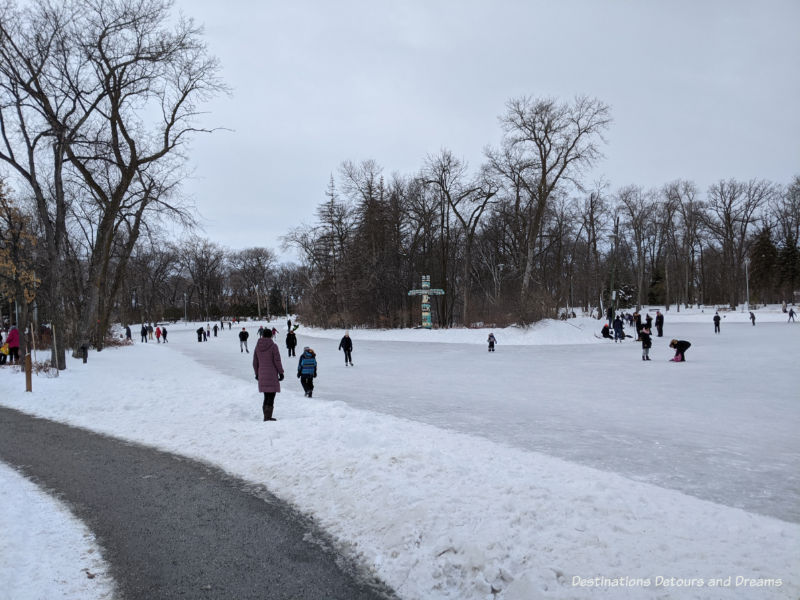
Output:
top-left (0, 462), bottom-right (115, 599)
top-left (1, 306), bottom-right (798, 599)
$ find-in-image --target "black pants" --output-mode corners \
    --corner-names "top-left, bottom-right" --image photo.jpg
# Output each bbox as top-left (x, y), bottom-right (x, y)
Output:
top-left (287, 347), bottom-right (295, 357)
top-left (300, 375), bottom-right (314, 395)
top-left (656, 325), bottom-right (663, 337)
top-left (343, 350), bottom-right (352, 364)
top-left (8, 347), bottom-right (19, 364)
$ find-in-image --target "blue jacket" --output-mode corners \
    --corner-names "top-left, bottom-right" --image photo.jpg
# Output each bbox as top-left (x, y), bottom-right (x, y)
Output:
top-left (298, 350), bottom-right (317, 377)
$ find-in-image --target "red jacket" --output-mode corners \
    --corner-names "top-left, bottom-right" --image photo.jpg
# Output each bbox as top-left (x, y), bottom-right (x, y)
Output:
top-left (253, 338), bottom-right (284, 393)
top-left (6, 327), bottom-right (20, 348)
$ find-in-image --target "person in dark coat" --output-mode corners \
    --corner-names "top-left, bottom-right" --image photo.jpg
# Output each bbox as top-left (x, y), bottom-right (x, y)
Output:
top-left (749, 311), bottom-right (756, 326)
top-left (196, 326), bottom-right (205, 342)
top-left (286, 330), bottom-right (297, 357)
top-left (669, 339), bottom-right (691, 362)
top-left (141, 324), bottom-right (149, 343)
top-left (645, 313), bottom-right (653, 330)
top-left (487, 332), bottom-right (497, 352)
top-left (600, 323), bottom-right (612, 339)
top-left (297, 347), bottom-right (318, 397)
top-left (239, 327), bottom-right (249, 353)
top-left (338, 331), bottom-right (353, 366)
top-left (634, 312), bottom-right (643, 340)
top-left (713, 313), bottom-right (721, 334)
top-left (612, 316), bottom-right (624, 342)
top-left (654, 310), bottom-right (664, 337)
top-left (253, 328), bottom-right (284, 421)
top-left (640, 326), bottom-right (652, 361)
top-left (161, 326), bottom-right (168, 343)
top-left (125, 325), bottom-right (132, 341)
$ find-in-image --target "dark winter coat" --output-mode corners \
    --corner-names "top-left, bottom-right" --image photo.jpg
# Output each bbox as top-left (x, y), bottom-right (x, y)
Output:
top-left (286, 331), bottom-right (297, 349)
top-left (298, 349), bottom-right (317, 377)
top-left (6, 327), bottom-right (19, 348)
top-left (674, 340), bottom-right (691, 354)
top-left (253, 337), bottom-right (284, 393)
top-left (338, 335), bottom-right (352, 352)
top-left (640, 329), bottom-right (652, 349)
top-left (601, 324), bottom-right (612, 338)
top-left (239, 329), bottom-right (249, 342)
top-left (655, 313), bottom-right (664, 327)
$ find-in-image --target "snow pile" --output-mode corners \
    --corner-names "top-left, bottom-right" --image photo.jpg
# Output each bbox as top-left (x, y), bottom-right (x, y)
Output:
top-left (0, 463), bottom-right (115, 599)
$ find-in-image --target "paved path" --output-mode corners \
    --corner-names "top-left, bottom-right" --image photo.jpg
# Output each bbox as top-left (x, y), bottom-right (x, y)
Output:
top-left (0, 407), bottom-right (396, 600)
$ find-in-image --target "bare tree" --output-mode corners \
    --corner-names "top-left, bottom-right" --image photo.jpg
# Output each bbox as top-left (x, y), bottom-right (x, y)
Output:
top-left (497, 96), bottom-right (611, 305)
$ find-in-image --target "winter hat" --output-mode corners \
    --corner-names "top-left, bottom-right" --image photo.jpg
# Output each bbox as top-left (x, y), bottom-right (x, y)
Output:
top-left (264, 328), bottom-right (272, 337)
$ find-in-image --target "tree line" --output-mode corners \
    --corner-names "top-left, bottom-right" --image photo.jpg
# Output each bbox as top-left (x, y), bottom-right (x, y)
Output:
top-left (1, 0), bottom-right (798, 372)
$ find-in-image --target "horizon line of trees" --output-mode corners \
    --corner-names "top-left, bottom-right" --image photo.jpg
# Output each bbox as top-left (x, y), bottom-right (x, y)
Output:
top-left (1, 1), bottom-right (798, 373)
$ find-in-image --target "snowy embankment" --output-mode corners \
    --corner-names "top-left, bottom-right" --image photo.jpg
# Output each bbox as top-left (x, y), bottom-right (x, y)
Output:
top-left (0, 463), bottom-right (115, 599)
top-left (0, 307), bottom-right (797, 599)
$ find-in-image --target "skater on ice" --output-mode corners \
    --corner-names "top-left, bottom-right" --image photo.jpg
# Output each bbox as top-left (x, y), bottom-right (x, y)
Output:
top-left (713, 313), bottom-right (721, 334)
top-left (750, 311), bottom-right (756, 326)
top-left (253, 328), bottom-right (284, 422)
top-left (669, 339), bottom-right (691, 362)
top-left (286, 328), bottom-right (297, 357)
top-left (640, 325), bottom-right (652, 361)
top-left (338, 331), bottom-right (354, 365)
top-left (239, 327), bottom-right (249, 353)
top-left (655, 310), bottom-right (664, 337)
top-left (487, 332), bottom-right (497, 351)
top-left (613, 315), bottom-right (625, 342)
top-left (297, 346), bottom-right (318, 397)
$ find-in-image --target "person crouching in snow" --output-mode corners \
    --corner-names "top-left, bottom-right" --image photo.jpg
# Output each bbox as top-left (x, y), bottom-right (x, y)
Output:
top-left (669, 339), bottom-right (691, 362)
top-left (640, 325), bottom-right (652, 361)
top-left (487, 332), bottom-right (497, 352)
top-left (253, 328), bottom-right (284, 421)
top-left (297, 347), bottom-right (317, 397)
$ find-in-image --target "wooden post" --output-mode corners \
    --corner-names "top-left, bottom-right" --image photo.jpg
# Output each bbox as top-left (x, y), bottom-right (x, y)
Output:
top-left (25, 352), bottom-right (32, 392)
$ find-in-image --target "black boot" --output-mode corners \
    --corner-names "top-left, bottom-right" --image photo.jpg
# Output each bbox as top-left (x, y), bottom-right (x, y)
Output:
top-left (264, 404), bottom-right (276, 421)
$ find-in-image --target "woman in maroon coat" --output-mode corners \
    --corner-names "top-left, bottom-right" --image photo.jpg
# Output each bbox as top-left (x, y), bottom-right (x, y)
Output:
top-left (252, 328), bottom-right (284, 421)
top-left (6, 326), bottom-right (20, 365)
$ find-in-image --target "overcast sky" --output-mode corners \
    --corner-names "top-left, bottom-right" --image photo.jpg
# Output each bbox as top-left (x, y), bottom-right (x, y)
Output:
top-left (172, 0), bottom-right (800, 262)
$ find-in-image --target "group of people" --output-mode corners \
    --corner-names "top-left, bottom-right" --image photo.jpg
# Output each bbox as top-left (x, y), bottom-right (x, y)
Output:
top-left (600, 310), bottom-right (690, 362)
top-left (0, 325), bottom-right (20, 365)
top-left (136, 323), bottom-right (168, 343)
top-left (250, 327), bottom-right (356, 421)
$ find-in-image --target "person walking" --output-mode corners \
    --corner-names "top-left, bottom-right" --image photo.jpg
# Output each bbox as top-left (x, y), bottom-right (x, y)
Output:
top-left (161, 326), bottom-right (168, 343)
top-left (487, 332), bottom-right (497, 352)
top-left (654, 310), bottom-right (664, 337)
top-left (713, 313), bottom-right (721, 334)
top-left (297, 347), bottom-right (318, 397)
top-left (612, 315), bottom-right (624, 343)
top-left (141, 324), bottom-right (148, 343)
top-left (669, 339), bottom-right (691, 362)
top-left (239, 327), bottom-right (250, 353)
top-left (640, 325), bottom-right (652, 361)
top-left (125, 325), bottom-right (132, 342)
top-left (5, 326), bottom-right (19, 365)
top-left (213, 324), bottom-right (218, 337)
top-left (338, 331), bottom-right (353, 366)
top-left (789, 307), bottom-right (796, 322)
top-left (253, 328), bottom-right (284, 421)
top-left (749, 311), bottom-right (756, 326)
top-left (286, 329), bottom-right (297, 357)
top-left (155, 326), bottom-right (162, 343)
top-left (148, 323), bottom-right (154, 340)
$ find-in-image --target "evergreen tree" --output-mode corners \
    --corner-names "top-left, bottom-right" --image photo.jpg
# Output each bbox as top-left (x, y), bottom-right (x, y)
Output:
top-left (748, 228), bottom-right (778, 303)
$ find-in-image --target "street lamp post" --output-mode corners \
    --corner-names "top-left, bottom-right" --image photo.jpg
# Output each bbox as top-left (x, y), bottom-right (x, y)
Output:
top-left (744, 257), bottom-right (750, 312)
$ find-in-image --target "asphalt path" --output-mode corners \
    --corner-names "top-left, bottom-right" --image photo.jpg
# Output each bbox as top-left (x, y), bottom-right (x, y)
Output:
top-left (0, 406), bottom-right (397, 600)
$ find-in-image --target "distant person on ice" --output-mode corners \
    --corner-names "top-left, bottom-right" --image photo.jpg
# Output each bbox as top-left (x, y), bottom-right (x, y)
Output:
top-left (612, 315), bottom-right (624, 342)
top-left (749, 311), bottom-right (756, 326)
top-left (141, 324), bottom-right (148, 343)
top-left (487, 332), bottom-right (497, 352)
top-left (789, 307), bottom-right (796, 322)
top-left (239, 327), bottom-right (250, 353)
top-left (669, 339), bottom-right (691, 362)
top-left (655, 310), bottom-right (664, 337)
top-left (297, 346), bottom-right (318, 397)
top-left (253, 328), bottom-right (284, 422)
top-left (196, 327), bottom-right (205, 342)
top-left (640, 325), bottom-right (652, 361)
top-left (713, 312), bottom-right (721, 334)
top-left (286, 328), bottom-right (297, 357)
top-left (338, 331), bottom-right (354, 366)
